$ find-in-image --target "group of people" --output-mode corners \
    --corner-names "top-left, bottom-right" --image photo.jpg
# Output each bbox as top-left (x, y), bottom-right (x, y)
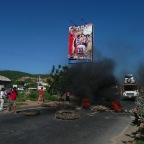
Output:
top-left (0, 86), bottom-right (71, 112)
top-left (0, 87), bottom-right (18, 113)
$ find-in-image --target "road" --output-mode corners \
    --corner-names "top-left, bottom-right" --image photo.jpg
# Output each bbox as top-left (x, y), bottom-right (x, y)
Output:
top-left (0, 100), bottom-right (136, 144)
top-left (120, 98), bottom-right (136, 111)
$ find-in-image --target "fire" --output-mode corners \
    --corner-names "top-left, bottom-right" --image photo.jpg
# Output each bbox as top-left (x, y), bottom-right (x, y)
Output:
top-left (111, 101), bottom-right (123, 111)
top-left (82, 99), bottom-right (90, 108)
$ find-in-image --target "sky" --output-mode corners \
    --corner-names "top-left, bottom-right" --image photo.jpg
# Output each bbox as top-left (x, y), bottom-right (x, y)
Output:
top-left (0, 0), bottom-right (144, 75)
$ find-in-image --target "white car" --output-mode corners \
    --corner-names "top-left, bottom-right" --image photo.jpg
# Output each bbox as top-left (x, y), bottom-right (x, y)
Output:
top-left (17, 87), bottom-right (25, 91)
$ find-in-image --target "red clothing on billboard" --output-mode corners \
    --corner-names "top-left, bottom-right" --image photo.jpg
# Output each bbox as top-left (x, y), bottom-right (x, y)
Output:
top-left (68, 33), bottom-right (76, 56)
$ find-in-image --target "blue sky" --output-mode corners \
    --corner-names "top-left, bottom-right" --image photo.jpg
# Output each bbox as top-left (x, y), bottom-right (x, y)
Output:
top-left (0, 0), bottom-right (144, 75)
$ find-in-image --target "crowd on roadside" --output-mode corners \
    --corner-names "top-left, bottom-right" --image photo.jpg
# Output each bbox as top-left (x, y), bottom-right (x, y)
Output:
top-left (0, 86), bottom-right (72, 113)
top-left (0, 87), bottom-right (18, 113)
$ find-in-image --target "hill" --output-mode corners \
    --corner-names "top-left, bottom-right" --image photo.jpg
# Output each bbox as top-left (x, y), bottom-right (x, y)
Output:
top-left (0, 70), bottom-right (49, 80)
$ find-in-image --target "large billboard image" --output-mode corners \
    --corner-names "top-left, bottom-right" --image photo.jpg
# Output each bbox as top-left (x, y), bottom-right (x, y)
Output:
top-left (68, 24), bottom-right (93, 64)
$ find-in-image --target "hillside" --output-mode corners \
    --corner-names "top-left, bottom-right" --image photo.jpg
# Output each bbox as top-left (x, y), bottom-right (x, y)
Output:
top-left (0, 70), bottom-right (49, 80)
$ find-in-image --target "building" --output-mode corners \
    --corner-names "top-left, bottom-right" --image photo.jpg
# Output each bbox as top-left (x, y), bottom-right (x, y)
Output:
top-left (0, 75), bottom-right (11, 89)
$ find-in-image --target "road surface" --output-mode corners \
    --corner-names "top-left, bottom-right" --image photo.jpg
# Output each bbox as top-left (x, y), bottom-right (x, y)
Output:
top-left (0, 100), bottom-right (135, 144)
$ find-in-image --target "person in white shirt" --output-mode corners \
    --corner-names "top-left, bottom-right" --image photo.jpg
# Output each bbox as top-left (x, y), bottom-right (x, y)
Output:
top-left (0, 88), bottom-right (7, 111)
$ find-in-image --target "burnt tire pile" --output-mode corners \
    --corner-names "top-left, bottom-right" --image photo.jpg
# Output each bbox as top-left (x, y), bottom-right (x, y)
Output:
top-left (55, 110), bottom-right (80, 120)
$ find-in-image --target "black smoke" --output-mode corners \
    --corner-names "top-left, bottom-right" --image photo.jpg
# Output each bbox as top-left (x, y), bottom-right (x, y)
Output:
top-left (136, 62), bottom-right (144, 85)
top-left (65, 58), bottom-right (119, 104)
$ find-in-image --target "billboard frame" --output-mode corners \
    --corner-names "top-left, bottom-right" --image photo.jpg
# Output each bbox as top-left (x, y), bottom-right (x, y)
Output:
top-left (68, 23), bottom-right (94, 64)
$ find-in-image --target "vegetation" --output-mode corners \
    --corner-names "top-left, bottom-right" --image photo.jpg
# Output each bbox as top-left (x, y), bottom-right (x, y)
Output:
top-left (0, 70), bottom-right (49, 81)
top-left (48, 65), bottom-right (69, 97)
top-left (16, 90), bottom-right (57, 102)
top-left (137, 141), bottom-right (144, 144)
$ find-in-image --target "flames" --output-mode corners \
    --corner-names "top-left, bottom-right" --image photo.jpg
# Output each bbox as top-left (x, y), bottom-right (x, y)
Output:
top-left (111, 101), bottom-right (123, 111)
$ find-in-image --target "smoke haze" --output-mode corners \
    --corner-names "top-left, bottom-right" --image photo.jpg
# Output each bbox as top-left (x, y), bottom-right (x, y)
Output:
top-left (66, 58), bottom-right (118, 103)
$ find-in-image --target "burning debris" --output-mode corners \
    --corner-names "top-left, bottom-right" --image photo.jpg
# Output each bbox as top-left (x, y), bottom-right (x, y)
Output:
top-left (111, 101), bottom-right (124, 112)
top-left (82, 98), bottom-right (91, 109)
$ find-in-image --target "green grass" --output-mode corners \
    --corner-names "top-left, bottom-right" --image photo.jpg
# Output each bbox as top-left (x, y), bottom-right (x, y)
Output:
top-left (17, 90), bottom-right (59, 102)
top-left (137, 141), bottom-right (144, 144)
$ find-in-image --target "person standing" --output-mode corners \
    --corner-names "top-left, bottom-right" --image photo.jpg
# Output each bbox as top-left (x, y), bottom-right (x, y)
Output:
top-left (6, 87), bottom-right (12, 106)
top-left (66, 91), bottom-right (71, 102)
top-left (8, 87), bottom-right (18, 113)
top-left (38, 87), bottom-right (44, 104)
top-left (0, 88), bottom-right (7, 111)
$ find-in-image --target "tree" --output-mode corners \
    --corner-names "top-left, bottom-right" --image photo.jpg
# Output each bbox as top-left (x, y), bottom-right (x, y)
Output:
top-left (47, 65), bottom-right (69, 97)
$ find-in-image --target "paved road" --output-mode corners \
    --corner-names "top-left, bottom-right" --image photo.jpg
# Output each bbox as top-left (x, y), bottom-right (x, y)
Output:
top-left (120, 98), bottom-right (136, 111)
top-left (0, 106), bottom-right (132, 144)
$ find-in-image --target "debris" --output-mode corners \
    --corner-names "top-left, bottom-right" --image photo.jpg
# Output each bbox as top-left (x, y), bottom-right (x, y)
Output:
top-left (55, 110), bottom-right (80, 120)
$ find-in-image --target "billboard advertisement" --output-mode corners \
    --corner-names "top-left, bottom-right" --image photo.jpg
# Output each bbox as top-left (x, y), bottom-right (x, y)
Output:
top-left (68, 23), bottom-right (93, 64)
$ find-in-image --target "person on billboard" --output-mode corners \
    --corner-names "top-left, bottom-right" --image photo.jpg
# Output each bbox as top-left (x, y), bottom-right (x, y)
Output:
top-left (68, 27), bottom-right (83, 59)
top-left (77, 34), bottom-right (87, 56)
top-left (68, 27), bottom-right (76, 59)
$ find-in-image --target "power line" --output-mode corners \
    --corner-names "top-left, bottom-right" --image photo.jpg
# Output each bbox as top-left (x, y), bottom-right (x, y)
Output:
top-left (81, 18), bottom-right (88, 24)
top-left (69, 20), bottom-right (78, 26)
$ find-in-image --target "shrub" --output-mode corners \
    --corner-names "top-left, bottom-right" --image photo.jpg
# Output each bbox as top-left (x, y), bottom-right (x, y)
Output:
top-left (17, 91), bottom-right (26, 102)
top-left (13, 90), bottom-right (58, 102)
top-left (137, 141), bottom-right (144, 144)
top-left (48, 95), bottom-right (57, 101)
top-left (26, 90), bottom-right (39, 101)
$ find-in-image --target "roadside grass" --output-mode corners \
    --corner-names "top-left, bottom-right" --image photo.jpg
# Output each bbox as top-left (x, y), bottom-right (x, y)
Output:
top-left (16, 102), bottom-right (28, 106)
top-left (17, 90), bottom-right (59, 102)
top-left (137, 141), bottom-right (144, 144)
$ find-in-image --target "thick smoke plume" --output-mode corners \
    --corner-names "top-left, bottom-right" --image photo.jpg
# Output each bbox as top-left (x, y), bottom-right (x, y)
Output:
top-left (66, 58), bottom-right (119, 104)
top-left (136, 62), bottom-right (144, 85)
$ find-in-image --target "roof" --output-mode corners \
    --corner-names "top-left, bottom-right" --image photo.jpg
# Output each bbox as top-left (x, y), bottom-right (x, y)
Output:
top-left (0, 75), bottom-right (11, 81)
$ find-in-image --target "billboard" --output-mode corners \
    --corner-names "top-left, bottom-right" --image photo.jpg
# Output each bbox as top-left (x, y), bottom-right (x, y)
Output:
top-left (68, 24), bottom-right (93, 64)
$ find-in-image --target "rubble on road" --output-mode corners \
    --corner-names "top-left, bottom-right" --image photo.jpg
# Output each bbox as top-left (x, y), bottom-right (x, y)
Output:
top-left (90, 105), bottom-right (110, 111)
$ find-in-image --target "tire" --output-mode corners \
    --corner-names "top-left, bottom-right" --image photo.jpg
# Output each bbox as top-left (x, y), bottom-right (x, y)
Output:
top-left (23, 110), bottom-right (40, 116)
